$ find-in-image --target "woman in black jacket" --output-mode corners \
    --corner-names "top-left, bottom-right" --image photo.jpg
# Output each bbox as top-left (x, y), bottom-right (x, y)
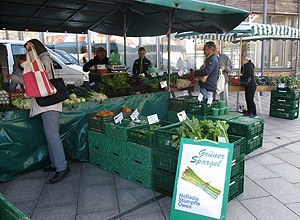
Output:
top-left (240, 56), bottom-right (257, 118)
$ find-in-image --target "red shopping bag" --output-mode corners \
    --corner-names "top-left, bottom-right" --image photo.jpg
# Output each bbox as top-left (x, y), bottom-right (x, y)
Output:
top-left (22, 47), bottom-right (57, 97)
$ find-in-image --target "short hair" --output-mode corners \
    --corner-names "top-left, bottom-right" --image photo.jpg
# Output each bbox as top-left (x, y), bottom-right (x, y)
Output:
top-left (205, 42), bottom-right (216, 51)
top-left (138, 47), bottom-right (146, 52)
top-left (18, 54), bottom-right (26, 62)
top-left (96, 47), bottom-right (106, 53)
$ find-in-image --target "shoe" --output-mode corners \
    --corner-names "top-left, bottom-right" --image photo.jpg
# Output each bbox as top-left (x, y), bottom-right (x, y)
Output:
top-left (249, 114), bottom-right (258, 118)
top-left (244, 112), bottom-right (250, 116)
top-left (49, 166), bottom-right (71, 184)
top-left (43, 165), bottom-right (56, 172)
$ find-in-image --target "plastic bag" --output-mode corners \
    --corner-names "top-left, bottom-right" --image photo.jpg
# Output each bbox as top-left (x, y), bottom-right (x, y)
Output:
top-left (108, 51), bottom-right (122, 65)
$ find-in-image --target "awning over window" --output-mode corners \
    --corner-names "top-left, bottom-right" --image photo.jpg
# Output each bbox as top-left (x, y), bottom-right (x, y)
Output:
top-left (175, 22), bottom-right (300, 42)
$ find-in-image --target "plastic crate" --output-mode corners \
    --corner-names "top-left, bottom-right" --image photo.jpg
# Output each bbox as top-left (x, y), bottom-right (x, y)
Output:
top-left (88, 131), bottom-right (107, 153)
top-left (106, 137), bottom-right (127, 159)
top-left (105, 119), bottom-right (147, 141)
top-left (185, 99), bottom-right (213, 116)
top-left (206, 112), bottom-right (243, 122)
top-left (229, 135), bottom-right (246, 161)
top-left (228, 175), bottom-right (244, 201)
top-left (255, 76), bottom-right (276, 86)
top-left (246, 133), bottom-right (263, 154)
top-left (0, 193), bottom-right (31, 220)
top-left (127, 162), bottom-right (152, 189)
top-left (127, 142), bottom-right (153, 169)
top-left (88, 113), bottom-right (115, 133)
top-left (227, 117), bottom-right (264, 139)
top-left (107, 155), bottom-right (128, 179)
top-left (153, 151), bottom-right (178, 174)
top-left (168, 111), bottom-right (180, 123)
top-left (270, 107), bottom-right (299, 120)
top-left (231, 157), bottom-right (245, 179)
top-left (153, 169), bottom-right (176, 197)
top-left (127, 121), bottom-right (172, 148)
top-left (168, 96), bottom-right (198, 112)
top-left (271, 89), bottom-right (300, 100)
top-left (89, 149), bottom-right (108, 171)
top-left (270, 98), bottom-right (299, 109)
top-left (153, 122), bottom-right (182, 155)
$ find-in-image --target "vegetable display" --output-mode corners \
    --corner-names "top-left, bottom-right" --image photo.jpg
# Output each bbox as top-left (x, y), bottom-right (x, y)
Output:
top-left (0, 90), bottom-right (10, 105)
top-left (229, 77), bottom-right (241, 86)
top-left (171, 117), bottom-right (229, 150)
top-left (181, 166), bottom-right (221, 199)
top-left (276, 75), bottom-right (299, 90)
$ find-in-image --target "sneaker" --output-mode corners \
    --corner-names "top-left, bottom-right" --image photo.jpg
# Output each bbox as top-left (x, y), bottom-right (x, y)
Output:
top-left (249, 114), bottom-right (258, 118)
top-left (244, 112), bottom-right (250, 116)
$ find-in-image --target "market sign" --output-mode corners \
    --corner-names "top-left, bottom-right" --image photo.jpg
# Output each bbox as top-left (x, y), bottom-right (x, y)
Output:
top-left (170, 138), bottom-right (233, 220)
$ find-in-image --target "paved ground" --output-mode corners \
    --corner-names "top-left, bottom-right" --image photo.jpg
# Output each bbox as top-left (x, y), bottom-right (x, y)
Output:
top-left (1, 87), bottom-right (300, 220)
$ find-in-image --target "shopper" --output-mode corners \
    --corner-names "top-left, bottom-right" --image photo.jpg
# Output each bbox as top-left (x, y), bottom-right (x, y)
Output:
top-left (9, 54), bottom-right (26, 91)
top-left (83, 47), bottom-right (109, 72)
top-left (4, 39), bottom-right (70, 183)
top-left (194, 42), bottom-right (219, 99)
top-left (215, 43), bottom-right (232, 104)
top-left (132, 47), bottom-right (152, 76)
top-left (240, 56), bottom-right (257, 118)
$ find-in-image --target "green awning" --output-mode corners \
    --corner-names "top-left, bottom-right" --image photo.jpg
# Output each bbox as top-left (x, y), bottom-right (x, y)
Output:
top-left (175, 22), bottom-right (300, 42)
top-left (0, 0), bottom-right (249, 37)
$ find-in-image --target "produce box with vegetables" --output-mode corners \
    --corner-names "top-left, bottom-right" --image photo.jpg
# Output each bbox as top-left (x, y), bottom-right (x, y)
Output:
top-left (88, 110), bottom-right (115, 133)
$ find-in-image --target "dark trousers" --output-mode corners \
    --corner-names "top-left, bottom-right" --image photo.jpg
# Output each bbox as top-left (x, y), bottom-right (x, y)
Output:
top-left (245, 85), bottom-right (257, 115)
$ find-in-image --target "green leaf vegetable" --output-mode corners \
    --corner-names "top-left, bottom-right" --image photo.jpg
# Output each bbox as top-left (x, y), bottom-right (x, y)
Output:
top-left (276, 75), bottom-right (299, 89)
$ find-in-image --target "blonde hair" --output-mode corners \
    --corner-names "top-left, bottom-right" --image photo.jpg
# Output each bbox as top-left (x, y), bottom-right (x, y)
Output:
top-left (242, 56), bottom-right (250, 61)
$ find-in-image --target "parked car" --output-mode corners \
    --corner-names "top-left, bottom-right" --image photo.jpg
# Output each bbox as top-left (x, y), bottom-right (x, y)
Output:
top-left (52, 49), bottom-right (84, 66)
top-left (0, 40), bottom-right (88, 84)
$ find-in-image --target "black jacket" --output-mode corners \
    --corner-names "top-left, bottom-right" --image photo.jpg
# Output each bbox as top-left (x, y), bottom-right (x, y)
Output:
top-left (132, 57), bottom-right (151, 76)
top-left (83, 55), bottom-right (109, 72)
top-left (241, 61), bottom-right (256, 87)
top-left (195, 52), bottom-right (219, 92)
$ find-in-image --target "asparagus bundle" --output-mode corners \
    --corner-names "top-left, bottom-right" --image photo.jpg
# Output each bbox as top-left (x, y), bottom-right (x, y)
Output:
top-left (181, 166), bottom-right (221, 199)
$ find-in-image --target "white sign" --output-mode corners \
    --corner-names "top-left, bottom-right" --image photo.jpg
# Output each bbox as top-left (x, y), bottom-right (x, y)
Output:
top-left (278, 83), bottom-right (285, 89)
top-left (178, 69), bottom-right (184, 77)
top-left (198, 93), bottom-right (203, 102)
top-left (207, 98), bottom-right (213, 105)
top-left (177, 110), bottom-right (187, 122)
top-left (174, 144), bottom-right (229, 219)
top-left (183, 69), bottom-right (188, 75)
top-left (139, 73), bottom-right (145, 77)
top-left (150, 72), bottom-right (157, 77)
top-left (160, 81), bottom-right (168, 88)
top-left (158, 71), bottom-right (164, 76)
top-left (147, 114), bottom-right (159, 125)
top-left (183, 90), bottom-right (188, 96)
top-left (218, 137), bottom-right (226, 143)
top-left (130, 109), bottom-right (139, 121)
top-left (256, 72), bottom-right (262, 76)
top-left (114, 112), bottom-right (123, 124)
top-left (231, 71), bottom-right (237, 76)
top-left (97, 64), bottom-right (106, 69)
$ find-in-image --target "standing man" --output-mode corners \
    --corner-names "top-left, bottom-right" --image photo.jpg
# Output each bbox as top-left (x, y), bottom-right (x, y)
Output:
top-left (215, 43), bottom-right (232, 105)
top-left (132, 47), bottom-right (151, 76)
top-left (194, 42), bottom-right (219, 99)
top-left (83, 47), bottom-right (109, 72)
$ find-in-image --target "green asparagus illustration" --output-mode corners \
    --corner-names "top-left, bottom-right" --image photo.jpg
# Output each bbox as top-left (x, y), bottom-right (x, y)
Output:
top-left (181, 166), bottom-right (221, 199)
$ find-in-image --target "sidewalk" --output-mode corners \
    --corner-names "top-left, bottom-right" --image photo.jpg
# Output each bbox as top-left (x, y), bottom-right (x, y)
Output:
top-left (1, 89), bottom-right (300, 220)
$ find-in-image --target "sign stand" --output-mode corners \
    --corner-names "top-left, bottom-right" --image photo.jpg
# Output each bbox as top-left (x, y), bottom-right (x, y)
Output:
top-left (170, 138), bottom-right (233, 220)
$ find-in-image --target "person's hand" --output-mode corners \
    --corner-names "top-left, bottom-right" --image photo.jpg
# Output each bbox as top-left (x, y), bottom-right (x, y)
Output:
top-left (25, 42), bottom-right (34, 51)
top-left (221, 66), bottom-right (226, 71)
top-left (190, 69), bottom-right (195, 75)
top-left (4, 74), bottom-right (12, 80)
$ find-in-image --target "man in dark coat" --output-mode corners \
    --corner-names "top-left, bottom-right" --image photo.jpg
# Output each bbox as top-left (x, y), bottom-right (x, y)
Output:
top-left (132, 47), bottom-right (151, 76)
top-left (83, 47), bottom-right (109, 72)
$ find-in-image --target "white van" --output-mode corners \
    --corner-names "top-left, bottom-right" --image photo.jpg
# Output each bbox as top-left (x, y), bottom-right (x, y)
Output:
top-left (0, 40), bottom-right (88, 84)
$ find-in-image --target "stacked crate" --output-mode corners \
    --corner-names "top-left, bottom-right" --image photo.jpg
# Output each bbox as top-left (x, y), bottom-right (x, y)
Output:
top-left (270, 90), bottom-right (300, 120)
top-left (227, 117), bottom-right (264, 155)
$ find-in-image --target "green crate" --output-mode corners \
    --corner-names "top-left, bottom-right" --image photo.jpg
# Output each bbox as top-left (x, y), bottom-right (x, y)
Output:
top-left (255, 76), bottom-right (276, 86)
top-left (107, 155), bottom-right (128, 178)
top-left (271, 89), bottom-right (300, 100)
top-left (127, 142), bottom-right (153, 168)
top-left (228, 175), bottom-right (244, 201)
top-left (206, 112), bottom-right (243, 122)
top-left (88, 131), bottom-right (107, 153)
top-left (168, 111), bottom-right (180, 123)
top-left (127, 121), bottom-right (172, 148)
top-left (246, 133), bottom-right (263, 154)
top-left (127, 162), bottom-right (152, 189)
top-left (231, 157), bottom-right (245, 179)
top-left (89, 150), bottom-right (108, 171)
top-left (153, 151), bottom-right (178, 174)
top-left (270, 98), bottom-right (299, 109)
top-left (106, 137), bottom-right (127, 159)
top-left (185, 99), bottom-right (215, 116)
top-left (229, 135), bottom-right (246, 161)
top-left (227, 117), bottom-right (264, 139)
top-left (88, 113), bottom-right (115, 133)
top-left (0, 193), bottom-right (31, 220)
top-left (168, 96), bottom-right (198, 112)
top-left (153, 169), bottom-right (176, 197)
top-left (105, 119), bottom-right (147, 141)
top-left (270, 107), bottom-right (299, 120)
top-left (153, 122), bottom-right (182, 155)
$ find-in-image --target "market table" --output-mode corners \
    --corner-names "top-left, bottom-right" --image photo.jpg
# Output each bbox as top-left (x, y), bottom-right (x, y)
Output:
top-left (89, 72), bottom-right (128, 83)
top-left (170, 83), bottom-right (197, 97)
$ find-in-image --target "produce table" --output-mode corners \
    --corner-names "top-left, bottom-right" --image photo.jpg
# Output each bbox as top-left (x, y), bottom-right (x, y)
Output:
top-left (170, 83), bottom-right (197, 97)
top-left (228, 85), bottom-right (276, 92)
top-left (89, 71), bottom-right (128, 83)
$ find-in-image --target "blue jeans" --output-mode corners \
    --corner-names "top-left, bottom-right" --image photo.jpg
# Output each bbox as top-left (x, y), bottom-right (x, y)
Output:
top-left (41, 111), bottom-right (67, 172)
top-left (200, 87), bottom-right (214, 99)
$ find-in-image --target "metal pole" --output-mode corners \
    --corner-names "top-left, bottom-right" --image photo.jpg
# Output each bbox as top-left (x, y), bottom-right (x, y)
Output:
top-left (168, 10), bottom-right (172, 91)
top-left (106, 35), bottom-right (111, 57)
top-left (18, 31), bottom-right (23, 41)
top-left (5, 29), bottom-right (9, 40)
top-left (76, 34), bottom-right (80, 65)
top-left (295, 2), bottom-right (300, 77)
top-left (156, 36), bottom-right (160, 69)
top-left (261, 0), bottom-right (267, 76)
top-left (39, 32), bottom-right (45, 44)
top-left (87, 30), bottom-right (92, 60)
top-left (123, 7), bottom-right (127, 66)
top-left (194, 38), bottom-right (197, 69)
top-left (237, 38), bottom-right (243, 111)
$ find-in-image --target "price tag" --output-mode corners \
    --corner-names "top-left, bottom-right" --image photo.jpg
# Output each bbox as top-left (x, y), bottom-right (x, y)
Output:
top-left (278, 83), bottom-right (285, 89)
top-left (183, 69), bottom-right (188, 75)
top-left (177, 110), bottom-right (187, 122)
top-left (256, 72), bottom-right (262, 76)
top-left (160, 81), bottom-right (168, 88)
top-left (178, 69), bottom-right (184, 77)
top-left (197, 93), bottom-right (203, 102)
top-left (207, 97), bottom-right (213, 105)
top-left (97, 64), bottom-right (106, 69)
top-left (147, 114), bottom-right (159, 125)
top-left (218, 136), bottom-right (226, 143)
top-left (183, 90), bottom-right (188, 96)
top-left (114, 112), bottom-right (123, 124)
top-left (130, 109), bottom-right (139, 121)
top-left (158, 71), bottom-right (164, 76)
top-left (231, 71), bottom-right (237, 76)
top-left (139, 73), bottom-right (145, 77)
top-left (150, 72), bottom-right (157, 77)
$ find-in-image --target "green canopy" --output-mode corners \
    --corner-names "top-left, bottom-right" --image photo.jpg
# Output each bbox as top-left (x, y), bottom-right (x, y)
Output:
top-left (0, 0), bottom-right (249, 37)
top-left (175, 22), bottom-right (300, 42)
